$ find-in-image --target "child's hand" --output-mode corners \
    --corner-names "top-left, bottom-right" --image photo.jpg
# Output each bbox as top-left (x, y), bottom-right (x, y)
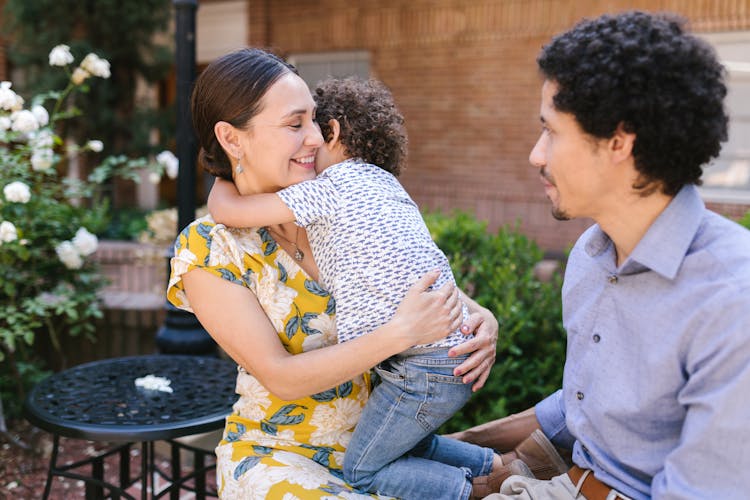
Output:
top-left (389, 270), bottom-right (463, 348)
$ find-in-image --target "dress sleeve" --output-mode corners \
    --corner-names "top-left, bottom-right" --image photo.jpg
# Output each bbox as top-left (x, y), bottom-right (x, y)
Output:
top-left (167, 216), bottom-right (264, 312)
top-left (276, 176), bottom-right (338, 227)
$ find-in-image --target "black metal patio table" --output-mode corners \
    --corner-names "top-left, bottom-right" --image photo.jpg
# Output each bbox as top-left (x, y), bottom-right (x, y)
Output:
top-left (24, 354), bottom-right (238, 499)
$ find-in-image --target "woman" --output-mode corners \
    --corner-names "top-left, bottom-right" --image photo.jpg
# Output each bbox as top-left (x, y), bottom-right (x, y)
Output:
top-left (167, 48), bottom-right (498, 498)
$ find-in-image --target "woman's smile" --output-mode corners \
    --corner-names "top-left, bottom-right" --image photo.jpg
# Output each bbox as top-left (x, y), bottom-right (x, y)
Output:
top-left (292, 154), bottom-right (316, 169)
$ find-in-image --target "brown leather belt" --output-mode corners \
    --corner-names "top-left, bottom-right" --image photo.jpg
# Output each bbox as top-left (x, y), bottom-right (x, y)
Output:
top-left (568, 465), bottom-right (627, 500)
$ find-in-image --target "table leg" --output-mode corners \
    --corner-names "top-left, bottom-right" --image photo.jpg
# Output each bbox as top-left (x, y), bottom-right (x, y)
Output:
top-left (119, 443), bottom-right (131, 490)
top-left (86, 455), bottom-right (104, 499)
top-left (42, 434), bottom-right (60, 500)
top-left (141, 441), bottom-right (150, 500)
top-left (171, 441), bottom-right (181, 500)
top-left (194, 450), bottom-right (206, 500)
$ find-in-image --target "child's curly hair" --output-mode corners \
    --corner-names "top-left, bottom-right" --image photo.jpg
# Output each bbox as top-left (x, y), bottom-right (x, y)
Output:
top-left (314, 77), bottom-right (407, 177)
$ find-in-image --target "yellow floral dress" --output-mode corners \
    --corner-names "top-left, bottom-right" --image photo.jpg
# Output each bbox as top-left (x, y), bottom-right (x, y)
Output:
top-left (168, 216), bottom-right (388, 499)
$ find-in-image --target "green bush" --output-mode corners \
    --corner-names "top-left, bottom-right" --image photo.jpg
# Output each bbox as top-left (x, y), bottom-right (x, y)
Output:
top-left (423, 211), bottom-right (566, 432)
top-left (739, 210), bottom-right (750, 230)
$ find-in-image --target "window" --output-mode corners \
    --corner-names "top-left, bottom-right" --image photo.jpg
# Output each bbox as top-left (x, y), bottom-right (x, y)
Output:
top-left (196, 0), bottom-right (248, 65)
top-left (287, 51), bottom-right (370, 89)
top-left (700, 32), bottom-right (750, 203)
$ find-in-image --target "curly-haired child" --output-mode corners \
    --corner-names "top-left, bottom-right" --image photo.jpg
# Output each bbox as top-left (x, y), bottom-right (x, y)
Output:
top-left (207, 76), bottom-right (564, 499)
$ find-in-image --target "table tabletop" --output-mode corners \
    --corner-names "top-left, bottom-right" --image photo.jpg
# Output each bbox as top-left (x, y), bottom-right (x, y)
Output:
top-left (24, 354), bottom-right (238, 442)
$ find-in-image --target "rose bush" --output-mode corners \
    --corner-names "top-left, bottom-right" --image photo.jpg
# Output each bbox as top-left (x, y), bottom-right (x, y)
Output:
top-left (0, 44), bottom-right (175, 418)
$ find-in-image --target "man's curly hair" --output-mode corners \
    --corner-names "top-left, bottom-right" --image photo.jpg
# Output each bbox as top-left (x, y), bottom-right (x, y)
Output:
top-left (314, 77), bottom-right (407, 177)
top-left (538, 11), bottom-right (728, 196)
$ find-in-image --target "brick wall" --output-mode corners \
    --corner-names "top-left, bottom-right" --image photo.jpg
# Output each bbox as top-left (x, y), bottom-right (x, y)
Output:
top-left (250, 0), bottom-right (750, 251)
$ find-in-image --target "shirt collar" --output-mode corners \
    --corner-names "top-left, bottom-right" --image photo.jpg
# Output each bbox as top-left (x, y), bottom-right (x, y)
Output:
top-left (584, 185), bottom-right (705, 279)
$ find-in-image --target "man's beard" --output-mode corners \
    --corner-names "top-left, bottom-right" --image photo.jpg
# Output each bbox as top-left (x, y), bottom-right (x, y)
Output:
top-left (541, 168), bottom-right (570, 221)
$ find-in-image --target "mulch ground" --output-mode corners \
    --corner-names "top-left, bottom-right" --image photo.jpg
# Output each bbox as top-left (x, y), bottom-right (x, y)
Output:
top-left (1, 419), bottom-right (217, 499)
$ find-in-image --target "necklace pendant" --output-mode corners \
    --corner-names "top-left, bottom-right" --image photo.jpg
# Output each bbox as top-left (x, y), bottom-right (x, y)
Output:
top-left (293, 248), bottom-right (305, 261)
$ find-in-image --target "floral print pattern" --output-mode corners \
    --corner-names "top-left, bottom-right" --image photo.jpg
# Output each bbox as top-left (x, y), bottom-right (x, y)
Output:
top-left (168, 218), bottom-right (388, 499)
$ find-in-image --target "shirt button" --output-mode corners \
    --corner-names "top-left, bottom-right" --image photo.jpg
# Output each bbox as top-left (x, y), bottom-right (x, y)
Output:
top-left (593, 334), bottom-right (601, 343)
top-left (608, 274), bottom-right (618, 284)
top-left (576, 391), bottom-right (584, 400)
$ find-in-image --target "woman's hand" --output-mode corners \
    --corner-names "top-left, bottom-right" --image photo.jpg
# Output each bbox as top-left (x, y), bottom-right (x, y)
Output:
top-left (448, 300), bottom-right (498, 392)
top-left (388, 270), bottom-right (463, 350)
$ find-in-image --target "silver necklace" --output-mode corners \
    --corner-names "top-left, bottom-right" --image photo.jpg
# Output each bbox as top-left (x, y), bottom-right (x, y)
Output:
top-left (268, 226), bottom-right (305, 261)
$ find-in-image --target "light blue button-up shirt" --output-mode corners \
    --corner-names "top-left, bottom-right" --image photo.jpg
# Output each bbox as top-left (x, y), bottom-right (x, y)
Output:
top-left (536, 185), bottom-right (750, 500)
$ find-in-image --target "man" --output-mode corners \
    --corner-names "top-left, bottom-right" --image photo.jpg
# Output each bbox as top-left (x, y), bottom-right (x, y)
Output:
top-left (454, 10), bottom-right (750, 500)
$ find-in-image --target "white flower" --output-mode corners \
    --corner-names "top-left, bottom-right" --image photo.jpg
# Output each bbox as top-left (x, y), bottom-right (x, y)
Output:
top-left (0, 116), bottom-right (11, 131)
top-left (31, 148), bottom-right (55, 171)
top-left (72, 227), bottom-right (98, 256)
top-left (11, 110), bottom-right (39, 133)
top-left (80, 53), bottom-right (111, 79)
top-left (240, 428), bottom-right (296, 448)
top-left (3, 181), bottom-right (31, 203)
top-left (171, 248), bottom-right (197, 278)
top-left (31, 105), bottom-right (49, 127)
top-left (86, 139), bottom-right (103, 152)
top-left (301, 313), bottom-right (337, 352)
top-left (134, 374), bottom-right (173, 393)
top-left (30, 129), bottom-right (55, 148)
top-left (0, 82), bottom-right (23, 112)
top-left (37, 291), bottom-right (65, 307)
top-left (148, 172), bottom-right (161, 184)
top-left (49, 44), bottom-right (74, 66)
top-left (309, 398), bottom-right (362, 447)
top-left (233, 461), bottom-right (275, 499)
top-left (71, 67), bottom-right (90, 85)
top-left (255, 264), bottom-right (298, 332)
top-left (156, 150), bottom-right (179, 179)
top-left (274, 250), bottom-right (301, 280)
top-left (0, 221), bottom-right (18, 243)
top-left (55, 241), bottom-right (83, 269)
top-left (233, 372), bottom-right (272, 420)
top-left (271, 451), bottom-right (333, 490)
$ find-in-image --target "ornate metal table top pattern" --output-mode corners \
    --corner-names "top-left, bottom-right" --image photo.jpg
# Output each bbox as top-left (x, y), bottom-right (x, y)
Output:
top-left (25, 355), bottom-right (238, 442)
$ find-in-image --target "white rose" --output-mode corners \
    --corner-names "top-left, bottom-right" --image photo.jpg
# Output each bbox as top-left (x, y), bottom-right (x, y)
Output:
top-left (49, 44), bottom-right (74, 67)
top-left (72, 227), bottom-right (98, 256)
top-left (55, 241), bottom-right (83, 269)
top-left (148, 172), bottom-right (161, 184)
top-left (31, 148), bottom-right (55, 171)
top-left (86, 140), bottom-right (103, 152)
top-left (71, 67), bottom-right (90, 85)
top-left (11, 110), bottom-right (39, 133)
top-left (31, 105), bottom-right (49, 127)
top-left (80, 53), bottom-right (111, 79)
top-left (0, 116), bottom-right (11, 131)
top-left (30, 129), bottom-right (55, 148)
top-left (0, 221), bottom-right (18, 243)
top-left (3, 181), bottom-right (31, 203)
top-left (156, 150), bottom-right (179, 179)
top-left (0, 82), bottom-right (23, 112)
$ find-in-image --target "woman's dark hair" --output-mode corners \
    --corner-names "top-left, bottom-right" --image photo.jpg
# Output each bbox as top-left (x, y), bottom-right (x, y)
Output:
top-left (537, 11), bottom-right (728, 196)
top-left (191, 48), bottom-right (297, 180)
top-left (315, 77), bottom-right (407, 177)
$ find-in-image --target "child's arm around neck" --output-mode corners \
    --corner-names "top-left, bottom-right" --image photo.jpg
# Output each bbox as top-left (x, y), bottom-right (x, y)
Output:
top-left (207, 177), bottom-right (295, 228)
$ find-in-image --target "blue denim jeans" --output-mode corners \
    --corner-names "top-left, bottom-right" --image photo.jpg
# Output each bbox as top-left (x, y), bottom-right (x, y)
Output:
top-left (343, 347), bottom-right (495, 500)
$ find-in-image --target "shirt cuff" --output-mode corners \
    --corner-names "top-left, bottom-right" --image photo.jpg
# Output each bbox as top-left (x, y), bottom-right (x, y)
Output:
top-left (535, 389), bottom-right (576, 450)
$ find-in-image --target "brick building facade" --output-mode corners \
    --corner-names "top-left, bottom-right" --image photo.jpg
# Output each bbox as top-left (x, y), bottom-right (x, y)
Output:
top-left (240, 0), bottom-right (750, 251)
top-left (3, 1), bottom-right (749, 251)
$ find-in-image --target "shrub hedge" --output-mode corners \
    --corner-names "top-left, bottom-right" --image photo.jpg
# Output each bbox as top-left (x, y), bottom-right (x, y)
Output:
top-left (422, 210), bottom-right (566, 432)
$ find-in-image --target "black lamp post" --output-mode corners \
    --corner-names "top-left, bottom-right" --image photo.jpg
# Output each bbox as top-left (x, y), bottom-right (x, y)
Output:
top-left (155, 0), bottom-right (216, 356)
